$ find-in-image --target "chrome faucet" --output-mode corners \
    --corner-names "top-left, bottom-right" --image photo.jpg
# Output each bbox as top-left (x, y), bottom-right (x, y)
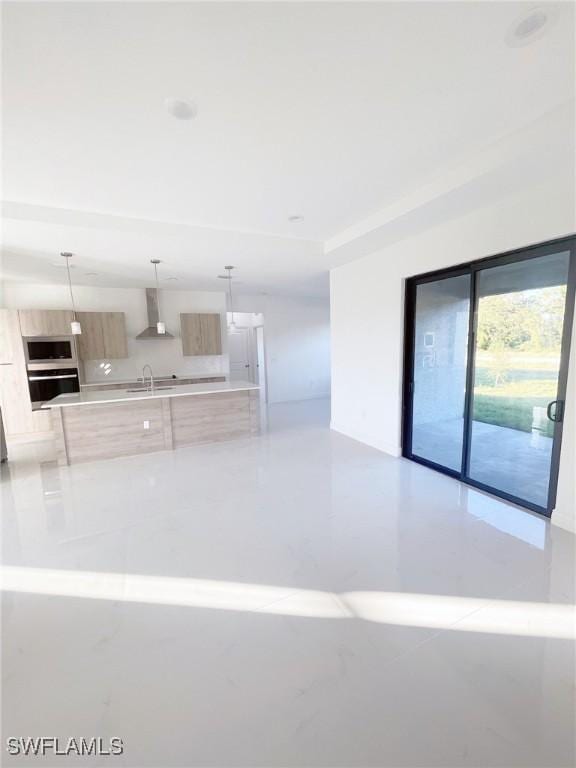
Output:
top-left (142, 364), bottom-right (155, 392)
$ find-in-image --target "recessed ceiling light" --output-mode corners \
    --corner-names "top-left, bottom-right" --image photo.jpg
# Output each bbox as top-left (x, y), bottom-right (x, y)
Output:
top-left (506, 6), bottom-right (556, 47)
top-left (288, 215), bottom-right (304, 223)
top-left (164, 276), bottom-right (179, 281)
top-left (85, 272), bottom-right (98, 277)
top-left (165, 98), bottom-right (198, 120)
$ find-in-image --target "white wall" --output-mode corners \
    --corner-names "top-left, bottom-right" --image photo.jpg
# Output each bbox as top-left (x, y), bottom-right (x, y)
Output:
top-left (330, 179), bottom-right (576, 532)
top-left (235, 294), bottom-right (331, 404)
top-left (1, 283), bottom-right (228, 382)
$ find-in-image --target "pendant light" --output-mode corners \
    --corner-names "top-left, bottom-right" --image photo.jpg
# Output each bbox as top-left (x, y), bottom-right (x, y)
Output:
top-left (151, 259), bottom-right (166, 334)
top-left (218, 265), bottom-right (237, 329)
top-left (62, 252), bottom-right (82, 335)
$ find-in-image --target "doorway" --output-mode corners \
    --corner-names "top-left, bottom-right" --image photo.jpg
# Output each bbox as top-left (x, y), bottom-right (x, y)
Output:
top-left (228, 326), bottom-right (252, 381)
top-left (226, 313), bottom-right (267, 401)
top-left (255, 325), bottom-right (267, 403)
top-left (403, 236), bottom-right (575, 516)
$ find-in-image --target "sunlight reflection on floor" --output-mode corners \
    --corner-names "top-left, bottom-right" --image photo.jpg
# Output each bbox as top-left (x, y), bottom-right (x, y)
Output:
top-left (2, 566), bottom-right (574, 640)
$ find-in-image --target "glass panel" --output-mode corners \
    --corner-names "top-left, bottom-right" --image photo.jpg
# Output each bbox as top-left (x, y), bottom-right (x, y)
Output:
top-left (27, 340), bottom-right (73, 361)
top-left (411, 275), bottom-right (471, 471)
top-left (468, 251), bottom-right (571, 509)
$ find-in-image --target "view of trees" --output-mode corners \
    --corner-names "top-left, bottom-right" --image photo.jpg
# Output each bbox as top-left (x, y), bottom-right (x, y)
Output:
top-left (474, 286), bottom-right (566, 437)
top-left (473, 285), bottom-right (566, 435)
top-left (477, 286), bottom-right (566, 355)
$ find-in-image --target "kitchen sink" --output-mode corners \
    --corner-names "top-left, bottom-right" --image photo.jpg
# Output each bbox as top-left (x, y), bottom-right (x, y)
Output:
top-left (125, 386), bottom-right (175, 393)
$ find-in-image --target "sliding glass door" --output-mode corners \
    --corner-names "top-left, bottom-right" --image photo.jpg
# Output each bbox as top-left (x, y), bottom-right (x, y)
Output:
top-left (410, 274), bottom-right (470, 472)
top-left (403, 237), bottom-right (575, 516)
top-left (466, 251), bottom-right (571, 509)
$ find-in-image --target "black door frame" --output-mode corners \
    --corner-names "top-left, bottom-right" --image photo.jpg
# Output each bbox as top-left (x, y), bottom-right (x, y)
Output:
top-left (402, 234), bottom-right (576, 518)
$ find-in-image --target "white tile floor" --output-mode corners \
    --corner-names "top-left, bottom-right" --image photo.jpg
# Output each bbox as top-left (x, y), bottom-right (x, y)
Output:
top-left (2, 399), bottom-right (575, 767)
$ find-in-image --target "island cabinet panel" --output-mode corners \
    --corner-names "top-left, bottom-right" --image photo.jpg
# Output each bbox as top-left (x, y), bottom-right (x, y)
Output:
top-left (76, 312), bottom-right (128, 360)
top-left (18, 309), bottom-right (74, 337)
top-left (171, 391), bottom-right (251, 447)
top-left (58, 399), bottom-right (168, 464)
top-left (180, 313), bottom-right (222, 356)
top-left (249, 389), bottom-right (261, 434)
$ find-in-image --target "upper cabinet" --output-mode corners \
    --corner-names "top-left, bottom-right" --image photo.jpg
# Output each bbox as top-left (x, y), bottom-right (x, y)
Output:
top-left (19, 309), bottom-right (74, 337)
top-left (180, 313), bottom-right (222, 356)
top-left (76, 312), bottom-right (128, 360)
top-left (100, 312), bottom-right (128, 358)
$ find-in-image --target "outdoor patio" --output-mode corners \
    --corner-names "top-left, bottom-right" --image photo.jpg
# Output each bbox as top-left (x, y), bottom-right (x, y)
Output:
top-left (412, 418), bottom-right (552, 508)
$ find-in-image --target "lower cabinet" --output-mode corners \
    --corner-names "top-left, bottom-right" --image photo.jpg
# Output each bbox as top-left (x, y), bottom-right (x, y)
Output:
top-left (55, 399), bottom-right (168, 464)
top-left (52, 389), bottom-right (260, 465)
top-left (31, 409), bottom-right (53, 434)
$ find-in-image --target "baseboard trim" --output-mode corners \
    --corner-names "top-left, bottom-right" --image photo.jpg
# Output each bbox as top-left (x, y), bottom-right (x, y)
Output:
top-left (551, 509), bottom-right (576, 534)
top-left (269, 394), bottom-right (331, 405)
top-left (330, 420), bottom-right (401, 458)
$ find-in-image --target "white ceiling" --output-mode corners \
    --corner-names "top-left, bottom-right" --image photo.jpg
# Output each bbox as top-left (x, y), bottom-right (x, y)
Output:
top-left (1, 1), bottom-right (574, 297)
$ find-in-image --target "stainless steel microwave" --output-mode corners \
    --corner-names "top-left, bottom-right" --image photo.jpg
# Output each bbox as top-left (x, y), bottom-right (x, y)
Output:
top-left (24, 337), bottom-right (77, 366)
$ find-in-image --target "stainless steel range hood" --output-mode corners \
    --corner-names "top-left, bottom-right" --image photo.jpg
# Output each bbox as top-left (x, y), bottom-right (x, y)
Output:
top-left (136, 288), bottom-right (174, 339)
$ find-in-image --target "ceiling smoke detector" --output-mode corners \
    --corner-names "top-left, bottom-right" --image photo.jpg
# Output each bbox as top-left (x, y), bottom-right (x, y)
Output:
top-left (506, 6), bottom-right (556, 47)
top-left (165, 98), bottom-right (198, 120)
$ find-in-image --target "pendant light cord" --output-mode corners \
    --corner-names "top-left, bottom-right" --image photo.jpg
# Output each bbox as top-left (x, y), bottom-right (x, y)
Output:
top-left (154, 261), bottom-right (161, 320)
top-left (65, 256), bottom-right (77, 320)
top-left (228, 267), bottom-right (234, 324)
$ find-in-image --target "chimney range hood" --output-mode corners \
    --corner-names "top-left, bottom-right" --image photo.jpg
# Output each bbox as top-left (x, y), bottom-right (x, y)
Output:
top-left (136, 288), bottom-right (174, 339)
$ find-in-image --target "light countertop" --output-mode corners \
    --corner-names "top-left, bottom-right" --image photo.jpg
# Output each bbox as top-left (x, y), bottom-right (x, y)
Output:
top-left (80, 373), bottom-right (226, 388)
top-left (43, 380), bottom-right (259, 408)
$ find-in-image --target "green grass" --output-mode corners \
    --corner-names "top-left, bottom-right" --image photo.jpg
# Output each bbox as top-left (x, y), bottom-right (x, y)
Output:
top-left (473, 395), bottom-right (554, 436)
top-left (473, 366), bottom-right (557, 437)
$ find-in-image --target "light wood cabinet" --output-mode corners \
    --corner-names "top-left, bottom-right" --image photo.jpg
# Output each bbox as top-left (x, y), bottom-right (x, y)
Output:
top-left (32, 409), bottom-right (53, 435)
top-left (18, 309), bottom-right (74, 337)
top-left (76, 312), bottom-right (127, 360)
top-left (76, 312), bottom-right (105, 360)
top-left (0, 309), bottom-right (34, 436)
top-left (101, 312), bottom-right (128, 358)
top-left (180, 313), bottom-right (222, 356)
top-left (52, 388), bottom-right (259, 465)
top-left (0, 308), bottom-right (16, 364)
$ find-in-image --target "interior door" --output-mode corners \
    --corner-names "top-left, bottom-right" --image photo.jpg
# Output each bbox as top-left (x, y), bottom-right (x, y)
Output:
top-left (228, 327), bottom-right (252, 381)
top-left (403, 237), bottom-right (575, 517)
top-left (465, 249), bottom-right (573, 511)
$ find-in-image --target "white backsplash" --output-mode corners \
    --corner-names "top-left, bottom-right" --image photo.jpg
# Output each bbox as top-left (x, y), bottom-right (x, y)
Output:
top-left (83, 345), bottom-right (229, 383)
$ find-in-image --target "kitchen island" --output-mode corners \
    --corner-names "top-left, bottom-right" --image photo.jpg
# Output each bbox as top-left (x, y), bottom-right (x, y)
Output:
top-left (43, 381), bottom-right (260, 465)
